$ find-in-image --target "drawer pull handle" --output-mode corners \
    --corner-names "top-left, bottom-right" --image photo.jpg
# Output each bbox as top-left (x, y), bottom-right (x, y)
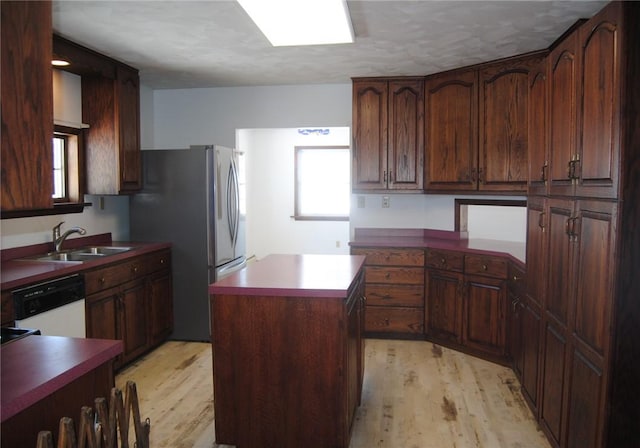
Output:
top-left (513, 275), bottom-right (520, 281)
top-left (384, 318), bottom-right (390, 326)
top-left (482, 264), bottom-right (488, 271)
top-left (385, 272), bottom-right (391, 279)
top-left (132, 266), bottom-right (139, 273)
top-left (99, 277), bottom-right (105, 284)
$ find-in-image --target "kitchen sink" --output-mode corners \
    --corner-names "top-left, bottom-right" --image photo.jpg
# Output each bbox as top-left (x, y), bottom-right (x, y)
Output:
top-left (18, 246), bottom-right (134, 263)
top-left (75, 246), bottom-right (133, 256)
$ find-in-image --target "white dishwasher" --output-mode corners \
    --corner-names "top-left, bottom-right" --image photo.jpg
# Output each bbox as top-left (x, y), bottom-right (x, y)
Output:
top-left (13, 274), bottom-right (86, 338)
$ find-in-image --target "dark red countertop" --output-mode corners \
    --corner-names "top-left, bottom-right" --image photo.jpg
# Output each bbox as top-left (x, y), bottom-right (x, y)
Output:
top-left (1, 233), bottom-right (171, 291)
top-left (0, 335), bottom-right (123, 421)
top-left (349, 228), bottom-right (526, 267)
top-left (209, 254), bottom-right (366, 298)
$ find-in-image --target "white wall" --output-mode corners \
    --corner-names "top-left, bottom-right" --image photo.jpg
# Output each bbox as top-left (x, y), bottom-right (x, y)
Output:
top-left (153, 84), bottom-right (352, 149)
top-left (239, 127), bottom-right (350, 259)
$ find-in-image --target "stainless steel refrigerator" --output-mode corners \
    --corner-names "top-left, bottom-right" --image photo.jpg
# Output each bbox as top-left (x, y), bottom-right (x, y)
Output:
top-left (130, 145), bottom-right (246, 341)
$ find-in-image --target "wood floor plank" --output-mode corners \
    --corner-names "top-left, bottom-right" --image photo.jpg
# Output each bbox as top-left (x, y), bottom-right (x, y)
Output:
top-left (115, 339), bottom-right (550, 448)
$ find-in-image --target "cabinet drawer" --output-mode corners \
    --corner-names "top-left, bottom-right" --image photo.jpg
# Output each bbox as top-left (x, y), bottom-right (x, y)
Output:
top-left (464, 254), bottom-right (508, 278)
top-left (365, 266), bottom-right (424, 285)
top-left (365, 306), bottom-right (424, 334)
top-left (351, 248), bottom-right (424, 266)
top-left (425, 249), bottom-right (464, 271)
top-left (85, 259), bottom-right (145, 295)
top-left (365, 284), bottom-right (424, 307)
top-left (144, 250), bottom-right (172, 274)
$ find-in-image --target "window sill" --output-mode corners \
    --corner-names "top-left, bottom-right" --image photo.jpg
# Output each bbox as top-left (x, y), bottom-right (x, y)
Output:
top-left (1, 202), bottom-right (92, 219)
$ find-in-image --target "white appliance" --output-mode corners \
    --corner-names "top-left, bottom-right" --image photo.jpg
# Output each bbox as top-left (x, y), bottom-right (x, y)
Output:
top-left (13, 274), bottom-right (86, 338)
top-left (130, 145), bottom-right (246, 341)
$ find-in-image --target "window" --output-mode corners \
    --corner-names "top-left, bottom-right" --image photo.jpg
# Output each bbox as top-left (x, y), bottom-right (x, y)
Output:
top-left (52, 125), bottom-right (84, 205)
top-left (294, 145), bottom-right (350, 221)
top-left (52, 134), bottom-right (68, 201)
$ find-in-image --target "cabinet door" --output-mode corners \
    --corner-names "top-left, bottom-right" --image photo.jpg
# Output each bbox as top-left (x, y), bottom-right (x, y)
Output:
top-left (521, 296), bottom-right (542, 412)
top-left (572, 200), bottom-right (616, 358)
top-left (148, 268), bottom-right (173, 346)
top-left (463, 274), bottom-right (507, 356)
top-left (540, 321), bottom-right (568, 446)
top-left (119, 279), bottom-right (148, 364)
top-left (548, 29), bottom-right (579, 197)
top-left (479, 56), bottom-right (540, 192)
top-left (426, 269), bottom-right (463, 343)
top-left (528, 58), bottom-right (549, 196)
top-left (566, 347), bottom-right (605, 448)
top-left (1, 1), bottom-right (53, 212)
top-left (546, 198), bottom-right (574, 327)
top-left (352, 80), bottom-right (388, 190)
top-left (86, 289), bottom-right (119, 341)
top-left (576, 3), bottom-right (621, 199)
top-left (424, 69), bottom-right (478, 191)
top-left (116, 64), bottom-right (142, 192)
top-left (388, 79), bottom-right (424, 190)
top-left (526, 196), bottom-right (548, 309)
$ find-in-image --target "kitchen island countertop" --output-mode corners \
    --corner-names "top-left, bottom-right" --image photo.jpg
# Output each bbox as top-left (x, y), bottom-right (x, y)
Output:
top-left (208, 253), bottom-right (366, 297)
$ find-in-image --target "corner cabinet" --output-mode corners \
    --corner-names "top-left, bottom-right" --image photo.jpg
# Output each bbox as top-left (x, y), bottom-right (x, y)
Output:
top-left (352, 78), bottom-right (424, 192)
top-left (85, 249), bottom-right (172, 369)
top-left (424, 53), bottom-right (542, 193)
top-left (1, 1), bottom-right (53, 213)
top-left (425, 248), bottom-right (509, 363)
top-left (83, 64), bottom-right (142, 194)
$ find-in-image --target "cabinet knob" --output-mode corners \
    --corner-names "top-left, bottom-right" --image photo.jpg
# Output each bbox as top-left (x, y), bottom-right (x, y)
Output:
top-left (513, 275), bottom-right (521, 281)
top-left (132, 265), bottom-right (139, 273)
top-left (385, 272), bottom-right (391, 279)
top-left (99, 277), bottom-right (106, 284)
top-left (384, 318), bottom-right (390, 326)
top-left (482, 264), bottom-right (488, 271)
top-left (160, 258), bottom-right (165, 264)
top-left (441, 258), bottom-right (446, 264)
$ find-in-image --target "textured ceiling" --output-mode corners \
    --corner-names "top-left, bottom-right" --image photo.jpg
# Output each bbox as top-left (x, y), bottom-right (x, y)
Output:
top-left (52, 0), bottom-right (606, 90)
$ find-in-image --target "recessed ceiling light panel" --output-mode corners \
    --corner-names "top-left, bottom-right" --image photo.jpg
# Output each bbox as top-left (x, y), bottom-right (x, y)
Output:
top-left (237, 0), bottom-right (354, 47)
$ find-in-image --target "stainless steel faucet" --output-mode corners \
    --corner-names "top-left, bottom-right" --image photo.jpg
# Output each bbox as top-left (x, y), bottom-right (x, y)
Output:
top-left (53, 221), bottom-right (87, 252)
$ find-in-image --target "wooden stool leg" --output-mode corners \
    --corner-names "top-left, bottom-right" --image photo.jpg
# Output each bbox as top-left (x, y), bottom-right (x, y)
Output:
top-left (36, 431), bottom-right (54, 448)
top-left (57, 417), bottom-right (77, 448)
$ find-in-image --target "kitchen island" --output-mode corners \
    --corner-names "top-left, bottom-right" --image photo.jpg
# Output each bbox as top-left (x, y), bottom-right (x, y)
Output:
top-left (1, 335), bottom-right (123, 447)
top-left (209, 254), bottom-right (366, 448)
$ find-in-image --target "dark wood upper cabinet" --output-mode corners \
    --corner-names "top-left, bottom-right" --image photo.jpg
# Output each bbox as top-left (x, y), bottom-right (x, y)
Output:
top-left (388, 79), bottom-right (424, 190)
top-left (352, 78), bottom-right (423, 192)
top-left (548, 29), bottom-right (580, 198)
top-left (82, 64), bottom-right (141, 194)
top-left (352, 80), bottom-right (388, 191)
top-left (424, 69), bottom-right (478, 191)
top-left (479, 55), bottom-right (542, 192)
top-left (53, 35), bottom-right (142, 195)
top-left (575, 3), bottom-right (621, 200)
top-left (1, 1), bottom-right (53, 213)
top-left (527, 59), bottom-right (549, 196)
top-left (424, 53), bottom-right (541, 193)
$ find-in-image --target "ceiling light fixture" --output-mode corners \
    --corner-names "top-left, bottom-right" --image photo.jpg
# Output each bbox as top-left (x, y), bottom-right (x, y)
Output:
top-left (51, 59), bottom-right (70, 67)
top-left (237, 0), bottom-right (354, 47)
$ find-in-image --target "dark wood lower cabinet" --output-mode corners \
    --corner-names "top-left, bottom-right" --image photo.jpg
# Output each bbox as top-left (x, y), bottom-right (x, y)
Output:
top-left (540, 320), bottom-right (568, 446)
top-left (85, 249), bottom-right (172, 369)
top-left (463, 275), bottom-right (506, 357)
top-left (426, 269), bottom-right (463, 343)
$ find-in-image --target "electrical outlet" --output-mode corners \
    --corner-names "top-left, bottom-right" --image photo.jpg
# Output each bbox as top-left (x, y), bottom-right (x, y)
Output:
top-left (382, 196), bottom-right (390, 208)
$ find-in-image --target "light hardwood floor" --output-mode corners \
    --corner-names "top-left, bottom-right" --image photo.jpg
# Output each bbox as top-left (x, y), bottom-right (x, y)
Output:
top-left (116, 339), bottom-right (550, 448)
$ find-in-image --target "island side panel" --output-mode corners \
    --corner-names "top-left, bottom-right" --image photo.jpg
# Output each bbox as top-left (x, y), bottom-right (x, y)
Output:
top-left (211, 293), bottom-right (348, 448)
